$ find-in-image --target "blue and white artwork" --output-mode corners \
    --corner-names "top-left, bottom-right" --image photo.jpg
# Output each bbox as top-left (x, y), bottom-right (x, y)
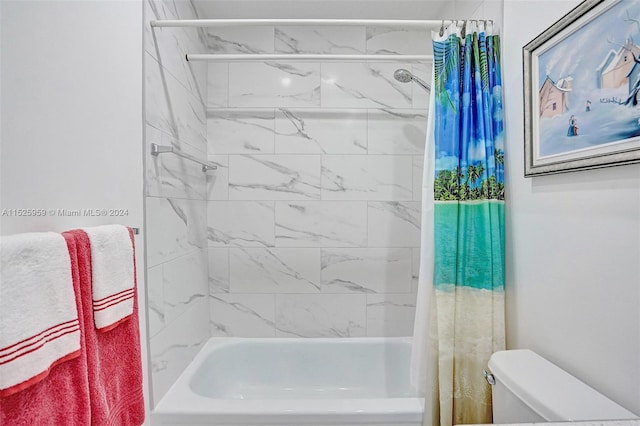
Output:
top-left (535, 0), bottom-right (640, 159)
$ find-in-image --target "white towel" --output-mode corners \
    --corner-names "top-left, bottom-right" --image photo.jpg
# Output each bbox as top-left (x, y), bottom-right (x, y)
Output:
top-left (82, 225), bottom-right (135, 331)
top-left (0, 232), bottom-right (81, 395)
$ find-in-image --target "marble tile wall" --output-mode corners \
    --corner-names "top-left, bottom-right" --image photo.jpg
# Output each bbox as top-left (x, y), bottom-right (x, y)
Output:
top-left (143, 0), bottom-right (211, 405)
top-left (205, 26), bottom-right (431, 338)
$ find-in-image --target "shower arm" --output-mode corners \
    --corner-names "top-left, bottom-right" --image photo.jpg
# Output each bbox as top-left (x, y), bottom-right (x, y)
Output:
top-left (412, 76), bottom-right (431, 93)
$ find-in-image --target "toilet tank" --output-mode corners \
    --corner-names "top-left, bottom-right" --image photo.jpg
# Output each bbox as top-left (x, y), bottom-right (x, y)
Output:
top-left (488, 349), bottom-right (638, 424)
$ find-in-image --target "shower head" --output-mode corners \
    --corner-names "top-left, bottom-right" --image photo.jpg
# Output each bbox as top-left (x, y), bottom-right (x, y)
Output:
top-left (393, 68), bottom-right (431, 92)
top-left (393, 68), bottom-right (414, 83)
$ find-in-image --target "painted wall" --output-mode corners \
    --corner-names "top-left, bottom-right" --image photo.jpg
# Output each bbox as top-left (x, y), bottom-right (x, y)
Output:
top-left (0, 0), bottom-right (148, 417)
top-left (143, 0), bottom-right (212, 405)
top-left (1, 0), bottom-right (143, 236)
top-left (503, 0), bottom-right (640, 415)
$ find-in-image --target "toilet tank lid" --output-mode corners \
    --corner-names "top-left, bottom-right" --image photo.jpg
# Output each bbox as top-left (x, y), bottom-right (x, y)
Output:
top-left (488, 349), bottom-right (638, 422)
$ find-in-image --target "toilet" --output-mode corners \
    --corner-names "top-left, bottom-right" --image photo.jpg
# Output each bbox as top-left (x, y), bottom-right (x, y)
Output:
top-left (487, 349), bottom-right (638, 423)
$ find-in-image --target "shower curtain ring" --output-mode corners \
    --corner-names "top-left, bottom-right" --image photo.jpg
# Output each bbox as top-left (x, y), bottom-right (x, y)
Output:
top-left (439, 20), bottom-right (444, 36)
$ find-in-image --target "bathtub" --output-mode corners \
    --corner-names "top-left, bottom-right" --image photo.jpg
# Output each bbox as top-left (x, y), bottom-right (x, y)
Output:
top-left (152, 337), bottom-right (424, 426)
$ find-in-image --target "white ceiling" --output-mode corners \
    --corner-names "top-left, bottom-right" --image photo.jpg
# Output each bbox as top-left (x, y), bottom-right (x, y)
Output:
top-left (192, 0), bottom-right (459, 20)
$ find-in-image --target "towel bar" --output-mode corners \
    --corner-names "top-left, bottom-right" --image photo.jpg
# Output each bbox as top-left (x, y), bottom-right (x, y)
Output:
top-left (150, 143), bottom-right (217, 172)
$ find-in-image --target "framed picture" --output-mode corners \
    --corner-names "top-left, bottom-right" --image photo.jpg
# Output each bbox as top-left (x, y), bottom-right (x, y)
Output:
top-left (523, 0), bottom-right (640, 177)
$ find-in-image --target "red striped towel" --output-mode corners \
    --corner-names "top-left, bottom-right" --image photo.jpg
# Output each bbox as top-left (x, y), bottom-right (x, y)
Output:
top-left (82, 225), bottom-right (135, 331)
top-left (66, 228), bottom-right (145, 425)
top-left (0, 232), bottom-right (81, 397)
top-left (0, 232), bottom-right (91, 425)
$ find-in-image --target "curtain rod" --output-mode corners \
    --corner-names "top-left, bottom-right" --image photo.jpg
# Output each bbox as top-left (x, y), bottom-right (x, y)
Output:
top-left (185, 53), bottom-right (433, 62)
top-left (150, 19), bottom-right (491, 28)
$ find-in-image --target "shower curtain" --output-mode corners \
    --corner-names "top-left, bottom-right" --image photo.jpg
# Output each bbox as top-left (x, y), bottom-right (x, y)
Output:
top-left (411, 21), bottom-right (505, 426)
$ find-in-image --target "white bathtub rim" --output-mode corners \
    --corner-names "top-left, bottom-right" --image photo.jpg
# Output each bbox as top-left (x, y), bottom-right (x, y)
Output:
top-left (151, 410), bottom-right (423, 426)
top-left (152, 397), bottom-right (424, 425)
top-left (155, 395), bottom-right (424, 415)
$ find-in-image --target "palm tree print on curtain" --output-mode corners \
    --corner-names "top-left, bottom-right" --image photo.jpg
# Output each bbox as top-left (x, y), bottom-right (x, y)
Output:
top-left (431, 21), bottom-right (505, 426)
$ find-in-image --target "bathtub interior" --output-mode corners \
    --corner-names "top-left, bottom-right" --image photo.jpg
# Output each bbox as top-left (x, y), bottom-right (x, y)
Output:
top-left (189, 338), bottom-right (414, 399)
top-left (153, 337), bottom-right (424, 425)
